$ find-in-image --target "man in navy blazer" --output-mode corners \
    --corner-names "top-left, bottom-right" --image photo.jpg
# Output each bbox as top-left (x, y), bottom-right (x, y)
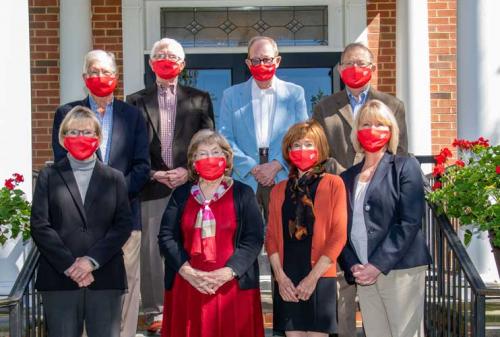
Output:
top-left (217, 36), bottom-right (308, 220)
top-left (51, 50), bottom-right (150, 337)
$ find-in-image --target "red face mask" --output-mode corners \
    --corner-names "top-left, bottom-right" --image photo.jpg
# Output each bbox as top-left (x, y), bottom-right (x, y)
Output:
top-left (340, 66), bottom-right (372, 89)
top-left (85, 76), bottom-right (117, 97)
top-left (249, 64), bottom-right (276, 81)
top-left (152, 59), bottom-right (182, 80)
top-left (289, 149), bottom-right (319, 171)
top-left (194, 157), bottom-right (227, 181)
top-left (64, 136), bottom-right (99, 161)
top-left (357, 128), bottom-right (391, 153)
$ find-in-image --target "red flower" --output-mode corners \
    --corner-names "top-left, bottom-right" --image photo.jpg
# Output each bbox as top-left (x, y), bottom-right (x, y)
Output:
top-left (455, 160), bottom-right (465, 167)
top-left (473, 137), bottom-right (490, 148)
top-left (4, 178), bottom-right (15, 190)
top-left (441, 147), bottom-right (453, 158)
top-left (497, 166), bottom-right (500, 174)
top-left (432, 181), bottom-right (442, 190)
top-left (435, 154), bottom-right (447, 165)
top-left (432, 164), bottom-right (445, 177)
top-left (13, 173), bottom-right (24, 183)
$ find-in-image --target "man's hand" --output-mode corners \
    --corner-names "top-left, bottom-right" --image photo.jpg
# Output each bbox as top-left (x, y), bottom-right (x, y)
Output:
top-left (66, 257), bottom-right (94, 283)
top-left (251, 161), bottom-right (282, 186)
top-left (353, 263), bottom-right (381, 286)
top-left (77, 273), bottom-right (95, 288)
top-left (153, 167), bottom-right (188, 189)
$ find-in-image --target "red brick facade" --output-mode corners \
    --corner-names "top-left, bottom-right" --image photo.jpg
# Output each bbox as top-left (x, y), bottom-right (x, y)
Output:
top-left (29, 0), bottom-right (456, 170)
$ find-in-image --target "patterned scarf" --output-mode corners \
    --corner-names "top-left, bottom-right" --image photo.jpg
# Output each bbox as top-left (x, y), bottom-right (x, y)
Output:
top-left (190, 177), bottom-right (233, 262)
top-left (287, 164), bottom-right (325, 240)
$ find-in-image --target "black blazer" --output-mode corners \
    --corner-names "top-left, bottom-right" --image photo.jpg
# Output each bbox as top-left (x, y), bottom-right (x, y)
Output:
top-left (158, 180), bottom-right (263, 290)
top-left (30, 158), bottom-right (132, 291)
top-left (126, 84), bottom-right (214, 201)
top-left (339, 153), bottom-right (431, 283)
top-left (52, 97), bottom-right (150, 229)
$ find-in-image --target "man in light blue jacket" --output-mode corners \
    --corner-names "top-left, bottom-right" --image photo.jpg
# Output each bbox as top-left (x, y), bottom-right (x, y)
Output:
top-left (217, 36), bottom-right (308, 220)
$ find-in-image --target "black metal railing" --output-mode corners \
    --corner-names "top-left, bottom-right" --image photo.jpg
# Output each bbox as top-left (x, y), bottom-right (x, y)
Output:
top-left (0, 245), bottom-right (44, 337)
top-left (423, 179), bottom-right (500, 336)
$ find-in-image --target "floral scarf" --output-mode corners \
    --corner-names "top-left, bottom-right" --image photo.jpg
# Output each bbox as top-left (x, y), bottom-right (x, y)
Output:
top-left (190, 177), bottom-right (233, 262)
top-left (287, 164), bottom-right (325, 240)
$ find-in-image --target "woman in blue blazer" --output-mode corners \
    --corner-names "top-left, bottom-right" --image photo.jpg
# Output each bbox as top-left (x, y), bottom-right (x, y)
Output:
top-left (339, 100), bottom-right (431, 337)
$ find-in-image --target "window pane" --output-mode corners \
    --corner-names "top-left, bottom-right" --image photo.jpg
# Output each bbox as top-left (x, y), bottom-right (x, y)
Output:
top-left (160, 6), bottom-right (328, 48)
top-left (276, 68), bottom-right (332, 116)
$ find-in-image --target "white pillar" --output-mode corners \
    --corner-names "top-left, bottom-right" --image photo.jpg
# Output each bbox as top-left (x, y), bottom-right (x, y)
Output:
top-left (122, 0), bottom-right (146, 95)
top-left (457, 0), bottom-right (500, 284)
top-left (0, 0), bottom-right (32, 295)
top-left (60, 0), bottom-right (92, 103)
top-left (396, 0), bottom-right (432, 157)
top-left (457, 0), bottom-right (500, 144)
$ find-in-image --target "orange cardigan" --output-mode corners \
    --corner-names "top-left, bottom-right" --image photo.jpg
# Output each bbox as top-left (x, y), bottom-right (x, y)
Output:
top-left (265, 174), bottom-right (347, 277)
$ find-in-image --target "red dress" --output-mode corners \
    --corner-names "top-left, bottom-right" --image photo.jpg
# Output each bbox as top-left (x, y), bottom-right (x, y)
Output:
top-left (161, 187), bottom-right (264, 337)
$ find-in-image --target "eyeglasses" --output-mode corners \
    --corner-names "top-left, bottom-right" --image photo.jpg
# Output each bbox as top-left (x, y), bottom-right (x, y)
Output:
top-left (341, 61), bottom-right (372, 68)
top-left (290, 141), bottom-right (315, 151)
top-left (195, 149), bottom-right (224, 159)
top-left (65, 129), bottom-right (96, 137)
top-left (247, 57), bottom-right (277, 66)
top-left (153, 53), bottom-right (183, 62)
top-left (87, 69), bottom-right (115, 77)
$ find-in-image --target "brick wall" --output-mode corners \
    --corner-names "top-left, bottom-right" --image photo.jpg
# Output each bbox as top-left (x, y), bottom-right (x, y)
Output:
top-left (91, 0), bottom-right (124, 99)
top-left (366, 0), bottom-right (397, 95)
top-left (428, 0), bottom-right (457, 154)
top-left (29, 0), bottom-right (60, 169)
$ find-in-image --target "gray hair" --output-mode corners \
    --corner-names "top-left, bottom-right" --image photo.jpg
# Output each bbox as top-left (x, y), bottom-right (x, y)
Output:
top-left (341, 42), bottom-right (374, 64)
top-left (82, 50), bottom-right (117, 75)
top-left (247, 36), bottom-right (279, 57)
top-left (150, 38), bottom-right (185, 60)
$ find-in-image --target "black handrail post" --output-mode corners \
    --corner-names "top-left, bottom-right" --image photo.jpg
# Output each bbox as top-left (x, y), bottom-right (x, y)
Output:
top-left (9, 302), bottom-right (22, 337)
top-left (473, 294), bottom-right (486, 337)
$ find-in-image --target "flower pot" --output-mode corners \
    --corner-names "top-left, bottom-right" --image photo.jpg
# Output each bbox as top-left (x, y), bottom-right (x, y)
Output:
top-left (0, 237), bottom-right (31, 295)
top-left (458, 225), bottom-right (500, 284)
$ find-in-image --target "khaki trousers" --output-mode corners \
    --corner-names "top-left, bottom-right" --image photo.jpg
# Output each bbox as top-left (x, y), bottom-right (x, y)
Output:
top-left (357, 266), bottom-right (427, 337)
top-left (140, 196), bottom-right (170, 316)
top-left (120, 230), bottom-right (142, 337)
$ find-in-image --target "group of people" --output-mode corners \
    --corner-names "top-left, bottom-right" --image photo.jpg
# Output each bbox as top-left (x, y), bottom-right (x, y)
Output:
top-left (30, 35), bottom-right (431, 337)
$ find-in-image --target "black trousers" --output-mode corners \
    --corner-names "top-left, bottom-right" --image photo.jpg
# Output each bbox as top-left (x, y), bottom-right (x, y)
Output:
top-left (42, 288), bottom-right (124, 337)
top-left (256, 151), bottom-right (272, 223)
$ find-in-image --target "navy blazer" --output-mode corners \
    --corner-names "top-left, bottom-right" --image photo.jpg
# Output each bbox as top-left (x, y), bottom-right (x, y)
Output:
top-left (158, 180), bottom-right (263, 290)
top-left (31, 158), bottom-right (132, 291)
top-left (52, 97), bottom-right (150, 230)
top-left (339, 153), bottom-right (431, 283)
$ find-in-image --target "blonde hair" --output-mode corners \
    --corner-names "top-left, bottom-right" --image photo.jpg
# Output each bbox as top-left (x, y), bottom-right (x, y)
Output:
top-left (82, 49), bottom-right (117, 74)
top-left (58, 105), bottom-right (102, 147)
top-left (150, 38), bottom-right (185, 60)
top-left (247, 36), bottom-right (279, 57)
top-left (282, 120), bottom-right (330, 167)
top-left (351, 100), bottom-right (399, 154)
top-left (187, 129), bottom-right (234, 181)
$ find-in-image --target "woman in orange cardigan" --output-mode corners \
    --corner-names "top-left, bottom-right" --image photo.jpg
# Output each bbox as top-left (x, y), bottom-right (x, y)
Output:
top-left (266, 120), bottom-right (347, 337)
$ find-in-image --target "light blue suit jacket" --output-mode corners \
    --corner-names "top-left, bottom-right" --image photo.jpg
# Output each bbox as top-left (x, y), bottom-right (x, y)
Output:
top-left (217, 77), bottom-right (308, 191)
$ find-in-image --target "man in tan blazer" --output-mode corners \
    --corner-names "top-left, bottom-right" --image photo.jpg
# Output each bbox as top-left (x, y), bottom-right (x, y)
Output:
top-left (312, 42), bottom-right (408, 337)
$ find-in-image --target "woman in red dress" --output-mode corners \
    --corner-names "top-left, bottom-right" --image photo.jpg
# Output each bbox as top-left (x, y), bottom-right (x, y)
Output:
top-left (158, 129), bottom-right (265, 337)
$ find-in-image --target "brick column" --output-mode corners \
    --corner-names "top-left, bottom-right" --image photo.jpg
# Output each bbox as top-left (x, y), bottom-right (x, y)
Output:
top-left (29, 0), bottom-right (60, 169)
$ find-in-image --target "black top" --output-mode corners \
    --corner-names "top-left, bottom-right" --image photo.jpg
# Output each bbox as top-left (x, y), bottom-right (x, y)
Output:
top-left (158, 180), bottom-right (263, 290)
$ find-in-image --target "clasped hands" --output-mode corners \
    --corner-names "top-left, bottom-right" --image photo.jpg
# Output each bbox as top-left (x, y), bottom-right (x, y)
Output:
top-left (351, 263), bottom-right (381, 286)
top-left (276, 272), bottom-right (319, 303)
top-left (251, 161), bottom-right (282, 187)
top-left (65, 257), bottom-right (95, 288)
top-left (179, 264), bottom-right (234, 295)
top-left (153, 167), bottom-right (188, 189)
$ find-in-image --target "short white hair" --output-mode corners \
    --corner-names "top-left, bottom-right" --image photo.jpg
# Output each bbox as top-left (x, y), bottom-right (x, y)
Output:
top-left (150, 38), bottom-right (185, 60)
top-left (82, 50), bottom-right (117, 74)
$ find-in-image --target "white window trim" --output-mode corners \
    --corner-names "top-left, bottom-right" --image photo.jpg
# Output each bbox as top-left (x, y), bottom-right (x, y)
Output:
top-left (144, 0), bottom-right (366, 54)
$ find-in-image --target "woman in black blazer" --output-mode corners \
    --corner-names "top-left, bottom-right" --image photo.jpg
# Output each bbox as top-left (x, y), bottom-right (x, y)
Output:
top-left (31, 106), bottom-right (132, 337)
top-left (157, 129), bottom-right (264, 337)
top-left (339, 100), bottom-right (431, 337)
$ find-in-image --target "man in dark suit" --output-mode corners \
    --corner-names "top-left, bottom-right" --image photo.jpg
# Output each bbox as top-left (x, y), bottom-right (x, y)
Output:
top-left (312, 43), bottom-right (408, 337)
top-left (52, 50), bottom-right (150, 337)
top-left (126, 37), bottom-right (214, 333)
